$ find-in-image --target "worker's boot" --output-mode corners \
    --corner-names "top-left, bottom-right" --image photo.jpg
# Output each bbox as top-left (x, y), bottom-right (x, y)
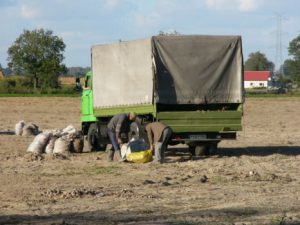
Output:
top-left (107, 150), bottom-right (114, 162)
top-left (113, 150), bottom-right (122, 162)
top-left (153, 145), bottom-right (162, 164)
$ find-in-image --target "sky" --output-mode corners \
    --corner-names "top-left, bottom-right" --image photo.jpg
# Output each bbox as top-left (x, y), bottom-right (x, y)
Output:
top-left (0, 0), bottom-right (299, 69)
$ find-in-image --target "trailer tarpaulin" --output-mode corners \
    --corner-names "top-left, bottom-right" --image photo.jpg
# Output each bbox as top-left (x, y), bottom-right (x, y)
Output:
top-left (92, 35), bottom-right (244, 109)
top-left (152, 35), bottom-right (244, 104)
top-left (92, 38), bottom-right (153, 108)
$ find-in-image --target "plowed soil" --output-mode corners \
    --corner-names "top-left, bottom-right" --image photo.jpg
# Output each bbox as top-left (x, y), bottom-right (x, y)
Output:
top-left (0, 97), bottom-right (300, 225)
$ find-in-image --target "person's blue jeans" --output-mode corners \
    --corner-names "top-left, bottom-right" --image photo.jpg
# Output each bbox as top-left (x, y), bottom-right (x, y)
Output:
top-left (154, 127), bottom-right (172, 163)
top-left (107, 129), bottom-right (120, 151)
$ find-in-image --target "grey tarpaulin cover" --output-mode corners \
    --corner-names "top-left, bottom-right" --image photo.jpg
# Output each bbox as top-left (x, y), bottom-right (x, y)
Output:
top-left (92, 38), bottom-right (153, 108)
top-left (92, 35), bottom-right (243, 108)
top-left (152, 35), bottom-right (243, 104)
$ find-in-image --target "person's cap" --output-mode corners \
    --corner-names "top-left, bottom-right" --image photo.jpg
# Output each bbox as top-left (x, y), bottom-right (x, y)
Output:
top-left (129, 112), bottom-right (137, 119)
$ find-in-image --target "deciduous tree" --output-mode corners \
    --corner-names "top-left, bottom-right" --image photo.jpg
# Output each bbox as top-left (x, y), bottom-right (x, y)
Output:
top-left (7, 29), bottom-right (67, 89)
top-left (287, 35), bottom-right (300, 84)
top-left (244, 51), bottom-right (274, 72)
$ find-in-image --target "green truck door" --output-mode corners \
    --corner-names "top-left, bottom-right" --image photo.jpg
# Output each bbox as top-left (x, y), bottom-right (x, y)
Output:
top-left (81, 72), bottom-right (97, 123)
top-left (82, 88), bottom-right (91, 115)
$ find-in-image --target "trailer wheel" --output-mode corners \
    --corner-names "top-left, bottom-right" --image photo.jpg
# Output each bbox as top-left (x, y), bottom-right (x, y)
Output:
top-left (195, 145), bottom-right (209, 156)
top-left (98, 124), bottom-right (108, 151)
top-left (208, 142), bottom-right (218, 155)
top-left (87, 123), bottom-right (99, 151)
top-left (189, 145), bottom-right (209, 156)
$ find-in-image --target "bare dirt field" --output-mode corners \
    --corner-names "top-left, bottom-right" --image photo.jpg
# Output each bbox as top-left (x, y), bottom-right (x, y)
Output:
top-left (0, 97), bottom-right (300, 225)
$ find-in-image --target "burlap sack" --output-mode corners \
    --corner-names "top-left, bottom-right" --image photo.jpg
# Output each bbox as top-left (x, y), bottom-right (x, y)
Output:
top-left (27, 133), bottom-right (51, 154)
top-left (53, 136), bottom-right (71, 154)
top-left (45, 136), bottom-right (57, 154)
top-left (72, 138), bottom-right (84, 153)
top-left (43, 129), bottom-right (62, 137)
top-left (22, 123), bottom-right (39, 136)
top-left (70, 131), bottom-right (84, 153)
top-left (15, 120), bottom-right (25, 136)
top-left (62, 125), bottom-right (76, 135)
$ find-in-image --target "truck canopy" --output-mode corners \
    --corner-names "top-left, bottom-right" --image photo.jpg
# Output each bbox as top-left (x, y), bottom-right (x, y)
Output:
top-left (92, 35), bottom-right (243, 109)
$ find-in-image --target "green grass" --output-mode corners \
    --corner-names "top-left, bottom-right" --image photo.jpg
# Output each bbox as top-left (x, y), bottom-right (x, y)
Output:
top-left (0, 93), bottom-right (81, 97)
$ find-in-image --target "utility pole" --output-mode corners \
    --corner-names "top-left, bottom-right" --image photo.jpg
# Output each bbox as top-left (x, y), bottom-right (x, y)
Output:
top-left (275, 13), bottom-right (284, 75)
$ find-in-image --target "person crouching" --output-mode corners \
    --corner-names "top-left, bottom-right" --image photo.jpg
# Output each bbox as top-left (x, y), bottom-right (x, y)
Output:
top-left (145, 122), bottom-right (172, 164)
top-left (107, 112), bottom-right (136, 161)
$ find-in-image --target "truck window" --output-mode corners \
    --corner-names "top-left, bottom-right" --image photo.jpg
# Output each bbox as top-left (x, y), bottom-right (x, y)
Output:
top-left (84, 77), bottom-right (91, 90)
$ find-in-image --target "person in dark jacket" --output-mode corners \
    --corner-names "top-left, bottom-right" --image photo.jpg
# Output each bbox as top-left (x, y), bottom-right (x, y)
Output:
top-left (107, 112), bottom-right (136, 161)
top-left (145, 122), bottom-right (172, 163)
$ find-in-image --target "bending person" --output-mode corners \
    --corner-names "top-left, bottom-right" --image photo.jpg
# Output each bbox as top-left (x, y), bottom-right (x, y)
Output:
top-left (107, 112), bottom-right (136, 161)
top-left (145, 122), bottom-right (172, 163)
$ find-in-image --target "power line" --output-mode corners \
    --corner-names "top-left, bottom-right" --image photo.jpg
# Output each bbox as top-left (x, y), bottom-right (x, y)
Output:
top-left (274, 13), bottom-right (288, 75)
top-left (275, 13), bottom-right (283, 74)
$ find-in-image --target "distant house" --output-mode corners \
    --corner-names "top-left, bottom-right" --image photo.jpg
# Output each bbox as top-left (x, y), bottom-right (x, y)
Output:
top-left (244, 71), bottom-right (271, 88)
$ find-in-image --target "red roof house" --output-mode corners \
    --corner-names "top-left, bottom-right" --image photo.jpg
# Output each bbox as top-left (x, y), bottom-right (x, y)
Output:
top-left (244, 71), bottom-right (271, 88)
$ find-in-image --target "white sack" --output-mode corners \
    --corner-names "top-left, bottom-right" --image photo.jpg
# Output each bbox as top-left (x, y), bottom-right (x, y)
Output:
top-left (121, 139), bottom-right (149, 159)
top-left (43, 129), bottom-right (62, 137)
top-left (22, 123), bottom-right (39, 136)
top-left (61, 125), bottom-right (76, 135)
top-left (53, 136), bottom-right (72, 154)
top-left (27, 133), bottom-right (51, 154)
top-left (45, 136), bottom-right (57, 154)
top-left (15, 120), bottom-right (25, 136)
top-left (120, 143), bottom-right (128, 159)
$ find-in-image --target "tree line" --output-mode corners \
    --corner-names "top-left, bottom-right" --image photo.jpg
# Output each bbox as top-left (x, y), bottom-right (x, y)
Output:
top-left (1, 28), bottom-right (300, 91)
top-left (1, 65), bottom-right (90, 78)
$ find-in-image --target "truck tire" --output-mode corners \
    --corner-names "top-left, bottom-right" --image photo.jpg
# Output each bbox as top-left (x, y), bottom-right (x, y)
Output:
top-left (98, 124), bottom-right (108, 151)
top-left (189, 145), bottom-right (209, 156)
top-left (87, 123), bottom-right (99, 151)
top-left (208, 142), bottom-right (218, 155)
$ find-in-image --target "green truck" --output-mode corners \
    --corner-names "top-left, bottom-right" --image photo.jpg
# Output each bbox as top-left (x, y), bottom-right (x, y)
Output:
top-left (81, 35), bottom-right (244, 156)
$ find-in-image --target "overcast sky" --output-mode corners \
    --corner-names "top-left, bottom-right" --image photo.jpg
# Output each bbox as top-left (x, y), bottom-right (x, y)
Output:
top-left (0, 0), bottom-right (299, 68)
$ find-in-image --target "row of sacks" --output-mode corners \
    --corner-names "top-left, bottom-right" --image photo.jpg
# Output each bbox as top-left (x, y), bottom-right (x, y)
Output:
top-left (15, 120), bottom-right (39, 136)
top-left (27, 125), bottom-right (84, 155)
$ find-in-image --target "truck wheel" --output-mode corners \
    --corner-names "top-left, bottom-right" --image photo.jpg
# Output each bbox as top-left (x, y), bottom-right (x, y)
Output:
top-left (208, 142), bottom-right (218, 155)
top-left (98, 124), bottom-right (108, 151)
top-left (87, 123), bottom-right (99, 151)
top-left (188, 145), bottom-right (196, 156)
top-left (194, 145), bottom-right (209, 156)
top-left (195, 145), bottom-right (209, 156)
